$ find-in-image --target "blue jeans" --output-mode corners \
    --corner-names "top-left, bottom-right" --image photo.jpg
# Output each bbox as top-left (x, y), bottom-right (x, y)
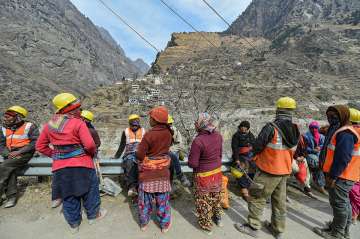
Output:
top-left (62, 170), bottom-right (101, 226)
top-left (306, 154), bottom-right (326, 187)
top-left (122, 153), bottom-right (138, 189)
top-left (328, 178), bottom-right (354, 238)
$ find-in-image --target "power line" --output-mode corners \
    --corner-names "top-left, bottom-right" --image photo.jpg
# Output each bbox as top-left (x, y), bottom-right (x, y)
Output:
top-left (158, 0), bottom-right (218, 48)
top-left (200, 0), bottom-right (263, 56)
top-left (97, 0), bottom-right (160, 52)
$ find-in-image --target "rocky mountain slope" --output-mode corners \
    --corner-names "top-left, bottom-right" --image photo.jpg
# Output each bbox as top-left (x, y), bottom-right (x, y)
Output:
top-left (225, 0), bottom-right (360, 38)
top-left (0, 0), bottom-right (145, 122)
top-left (84, 0), bottom-right (360, 154)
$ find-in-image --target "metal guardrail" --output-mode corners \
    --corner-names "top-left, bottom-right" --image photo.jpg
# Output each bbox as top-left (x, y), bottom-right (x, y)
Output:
top-left (0, 156), bottom-right (232, 176)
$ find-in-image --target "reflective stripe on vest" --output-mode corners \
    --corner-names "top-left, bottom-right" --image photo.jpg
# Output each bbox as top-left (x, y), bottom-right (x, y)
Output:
top-left (254, 127), bottom-right (294, 175)
top-left (3, 122), bottom-right (32, 149)
top-left (124, 127), bottom-right (144, 154)
top-left (323, 126), bottom-right (360, 181)
top-left (267, 130), bottom-right (290, 150)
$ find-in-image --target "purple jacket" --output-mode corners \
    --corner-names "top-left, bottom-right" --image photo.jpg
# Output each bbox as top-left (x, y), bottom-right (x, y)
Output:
top-left (188, 131), bottom-right (223, 173)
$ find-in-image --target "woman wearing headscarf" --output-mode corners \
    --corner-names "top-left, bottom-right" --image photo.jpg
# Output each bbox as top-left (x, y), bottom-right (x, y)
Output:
top-left (36, 93), bottom-right (106, 233)
top-left (303, 121), bottom-right (326, 193)
top-left (136, 106), bottom-right (173, 233)
top-left (188, 113), bottom-right (223, 234)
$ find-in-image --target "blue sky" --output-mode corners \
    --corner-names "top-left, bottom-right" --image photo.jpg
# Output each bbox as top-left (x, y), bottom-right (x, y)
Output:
top-left (70, 0), bottom-right (252, 64)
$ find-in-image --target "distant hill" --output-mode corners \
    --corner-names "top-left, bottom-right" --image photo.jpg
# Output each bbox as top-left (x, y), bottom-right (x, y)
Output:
top-left (0, 0), bottom-right (145, 122)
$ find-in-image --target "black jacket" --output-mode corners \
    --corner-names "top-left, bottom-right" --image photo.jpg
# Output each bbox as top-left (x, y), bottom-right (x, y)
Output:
top-left (231, 130), bottom-right (255, 161)
top-left (253, 119), bottom-right (300, 156)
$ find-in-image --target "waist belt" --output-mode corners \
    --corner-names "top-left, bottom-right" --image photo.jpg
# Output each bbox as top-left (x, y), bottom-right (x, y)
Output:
top-left (52, 144), bottom-right (86, 160)
top-left (196, 167), bottom-right (222, 177)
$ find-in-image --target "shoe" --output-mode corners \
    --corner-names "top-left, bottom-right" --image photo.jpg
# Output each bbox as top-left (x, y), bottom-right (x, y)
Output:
top-left (313, 227), bottom-right (339, 239)
top-left (201, 229), bottom-right (213, 235)
top-left (140, 224), bottom-right (148, 231)
top-left (213, 217), bottom-right (224, 227)
top-left (161, 222), bottom-right (171, 233)
top-left (4, 197), bottom-right (16, 208)
top-left (304, 187), bottom-right (317, 199)
top-left (179, 174), bottom-right (191, 187)
top-left (264, 221), bottom-right (283, 239)
top-left (234, 223), bottom-right (259, 238)
top-left (88, 208), bottom-right (107, 225)
top-left (69, 225), bottom-right (79, 234)
top-left (51, 199), bottom-right (62, 208)
top-left (286, 196), bottom-right (292, 204)
top-left (317, 187), bottom-right (328, 195)
top-left (127, 188), bottom-right (138, 197)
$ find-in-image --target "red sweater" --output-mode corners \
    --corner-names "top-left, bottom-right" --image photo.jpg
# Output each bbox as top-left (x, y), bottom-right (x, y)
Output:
top-left (36, 117), bottom-right (96, 172)
top-left (136, 124), bottom-right (172, 182)
top-left (188, 131), bottom-right (223, 173)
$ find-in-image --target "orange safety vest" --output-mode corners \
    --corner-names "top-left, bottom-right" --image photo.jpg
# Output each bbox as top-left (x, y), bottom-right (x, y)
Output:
top-left (124, 127), bottom-right (145, 154)
top-left (322, 126), bottom-right (360, 182)
top-left (254, 127), bottom-right (295, 175)
top-left (1, 122), bottom-right (32, 150)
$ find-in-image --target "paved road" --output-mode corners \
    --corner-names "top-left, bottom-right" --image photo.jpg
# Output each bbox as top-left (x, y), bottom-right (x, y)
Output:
top-left (0, 180), bottom-right (359, 239)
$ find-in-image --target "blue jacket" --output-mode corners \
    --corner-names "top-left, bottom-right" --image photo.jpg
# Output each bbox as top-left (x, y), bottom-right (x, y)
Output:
top-left (303, 131), bottom-right (325, 156)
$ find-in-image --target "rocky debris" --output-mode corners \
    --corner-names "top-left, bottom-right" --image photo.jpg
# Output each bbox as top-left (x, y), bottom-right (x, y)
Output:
top-left (0, 0), bottom-right (144, 123)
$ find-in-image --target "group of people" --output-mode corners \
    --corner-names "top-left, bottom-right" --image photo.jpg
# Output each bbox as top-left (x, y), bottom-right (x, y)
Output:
top-left (0, 94), bottom-right (360, 239)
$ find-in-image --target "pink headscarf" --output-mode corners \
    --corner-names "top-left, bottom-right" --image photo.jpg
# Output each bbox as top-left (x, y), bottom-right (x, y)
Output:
top-left (195, 112), bottom-right (216, 133)
top-left (309, 121), bottom-right (320, 146)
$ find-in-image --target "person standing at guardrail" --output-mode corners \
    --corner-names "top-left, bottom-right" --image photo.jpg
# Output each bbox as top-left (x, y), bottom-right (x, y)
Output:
top-left (167, 115), bottom-right (191, 189)
top-left (0, 106), bottom-right (39, 208)
top-left (235, 97), bottom-right (300, 239)
top-left (231, 120), bottom-right (256, 202)
top-left (314, 106), bottom-right (360, 239)
top-left (36, 93), bottom-right (106, 234)
top-left (51, 109), bottom-right (102, 209)
top-left (188, 112), bottom-right (223, 235)
top-left (113, 114), bottom-right (145, 197)
top-left (136, 106), bottom-right (172, 233)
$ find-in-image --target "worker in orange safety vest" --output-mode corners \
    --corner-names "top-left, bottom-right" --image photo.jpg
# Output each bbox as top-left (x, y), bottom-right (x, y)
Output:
top-left (235, 97), bottom-right (300, 239)
top-left (0, 106), bottom-right (39, 208)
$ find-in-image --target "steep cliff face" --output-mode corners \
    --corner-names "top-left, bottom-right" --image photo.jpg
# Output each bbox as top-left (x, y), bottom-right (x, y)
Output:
top-left (0, 0), bottom-right (143, 122)
top-left (225, 0), bottom-right (360, 38)
top-left (150, 32), bottom-right (222, 74)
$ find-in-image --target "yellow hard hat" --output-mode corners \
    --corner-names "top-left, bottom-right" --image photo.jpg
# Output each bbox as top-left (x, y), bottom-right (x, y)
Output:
top-left (276, 97), bottom-right (297, 110)
top-left (168, 115), bottom-right (174, 124)
top-left (52, 93), bottom-right (78, 112)
top-left (81, 110), bottom-right (94, 122)
top-left (7, 106), bottom-right (28, 118)
top-left (349, 108), bottom-right (360, 123)
top-left (128, 114), bottom-right (140, 121)
top-left (230, 167), bottom-right (244, 179)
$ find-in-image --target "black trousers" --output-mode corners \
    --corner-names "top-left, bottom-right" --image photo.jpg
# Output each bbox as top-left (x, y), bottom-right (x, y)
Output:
top-left (0, 153), bottom-right (32, 198)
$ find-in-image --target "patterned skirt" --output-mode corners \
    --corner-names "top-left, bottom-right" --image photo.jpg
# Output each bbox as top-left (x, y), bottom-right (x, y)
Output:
top-left (138, 184), bottom-right (171, 229)
top-left (194, 190), bottom-right (222, 231)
